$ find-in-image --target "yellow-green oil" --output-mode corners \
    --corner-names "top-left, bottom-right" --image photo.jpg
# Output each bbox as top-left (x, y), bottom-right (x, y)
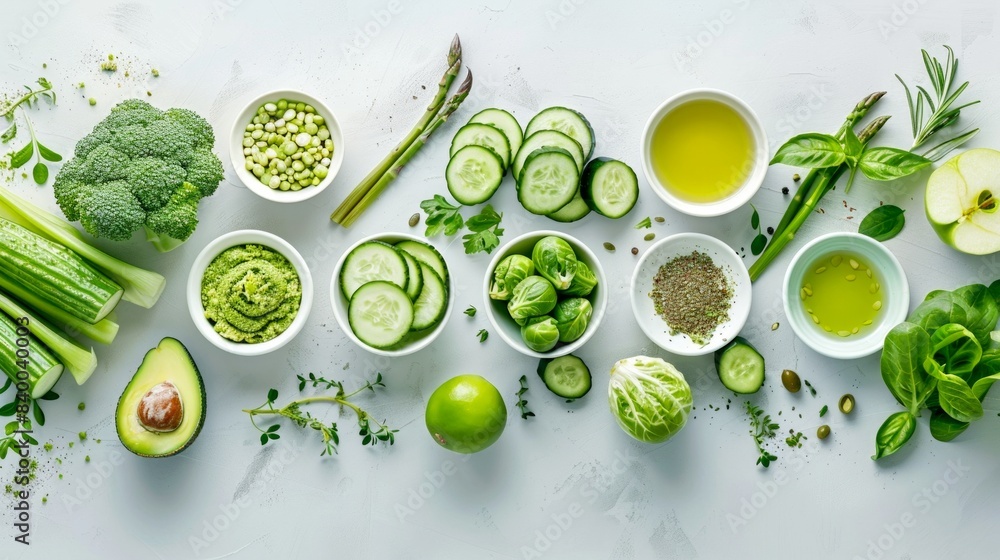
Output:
top-left (800, 252), bottom-right (883, 337)
top-left (650, 99), bottom-right (754, 203)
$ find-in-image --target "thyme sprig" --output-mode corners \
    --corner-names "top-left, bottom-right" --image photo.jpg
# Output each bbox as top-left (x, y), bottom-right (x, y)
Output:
top-left (746, 401), bottom-right (779, 468)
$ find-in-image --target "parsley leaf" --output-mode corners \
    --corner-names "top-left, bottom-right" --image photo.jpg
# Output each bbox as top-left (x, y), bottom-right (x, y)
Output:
top-left (420, 195), bottom-right (464, 237)
top-left (462, 204), bottom-right (504, 254)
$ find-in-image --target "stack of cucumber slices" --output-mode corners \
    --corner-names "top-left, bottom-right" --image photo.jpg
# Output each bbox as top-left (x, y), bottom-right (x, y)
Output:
top-left (446, 107), bottom-right (639, 222)
top-left (339, 239), bottom-right (450, 349)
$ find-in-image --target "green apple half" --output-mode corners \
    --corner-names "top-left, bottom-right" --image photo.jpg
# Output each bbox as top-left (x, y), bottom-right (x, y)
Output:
top-left (926, 148), bottom-right (1000, 255)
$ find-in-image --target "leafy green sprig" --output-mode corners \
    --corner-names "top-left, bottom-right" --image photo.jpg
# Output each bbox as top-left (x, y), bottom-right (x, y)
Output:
top-left (1, 77), bottom-right (62, 184)
top-left (746, 401), bottom-right (778, 468)
top-left (749, 205), bottom-right (766, 256)
top-left (515, 375), bottom-right (534, 420)
top-left (243, 372), bottom-right (397, 457)
top-left (419, 194), bottom-right (505, 254)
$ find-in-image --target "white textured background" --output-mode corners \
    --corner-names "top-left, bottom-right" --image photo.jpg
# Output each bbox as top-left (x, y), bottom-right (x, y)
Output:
top-left (2, 1), bottom-right (999, 559)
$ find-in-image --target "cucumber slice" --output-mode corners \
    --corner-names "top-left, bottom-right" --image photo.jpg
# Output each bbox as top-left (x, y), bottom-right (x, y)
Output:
top-left (581, 157), bottom-right (639, 219)
top-left (347, 281), bottom-right (414, 348)
top-left (513, 130), bottom-right (585, 180)
top-left (714, 336), bottom-right (765, 394)
top-left (449, 123), bottom-right (511, 170)
top-left (517, 148), bottom-right (581, 215)
top-left (446, 145), bottom-right (504, 205)
top-left (525, 107), bottom-right (595, 160)
top-left (411, 262), bottom-right (448, 331)
top-left (394, 240), bottom-right (449, 284)
top-left (339, 241), bottom-right (409, 300)
top-left (537, 354), bottom-right (592, 400)
top-left (546, 189), bottom-right (591, 223)
top-left (398, 250), bottom-right (424, 301)
top-left (469, 108), bottom-right (522, 159)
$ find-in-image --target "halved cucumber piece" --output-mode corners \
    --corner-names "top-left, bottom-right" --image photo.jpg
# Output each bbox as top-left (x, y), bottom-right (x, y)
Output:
top-left (398, 250), bottom-right (424, 301)
top-left (469, 108), bottom-right (523, 159)
top-left (339, 241), bottom-right (409, 300)
top-left (348, 281), bottom-right (414, 348)
top-left (517, 147), bottom-right (581, 215)
top-left (581, 157), bottom-right (639, 219)
top-left (513, 130), bottom-right (584, 180)
top-left (394, 240), bottom-right (449, 284)
top-left (525, 107), bottom-right (595, 160)
top-left (546, 189), bottom-right (592, 223)
top-left (446, 145), bottom-right (504, 205)
top-left (537, 354), bottom-right (592, 400)
top-left (411, 262), bottom-right (448, 331)
top-left (449, 123), bottom-right (511, 170)
top-left (714, 336), bottom-right (765, 394)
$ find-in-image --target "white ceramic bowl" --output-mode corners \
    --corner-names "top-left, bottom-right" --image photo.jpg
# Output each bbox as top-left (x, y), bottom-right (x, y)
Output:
top-left (631, 232), bottom-right (752, 356)
top-left (783, 232), bottom-right (908, 359)
top-left (483, 230), bottom-right (608, 359)
top-left (187, 230), bottom-right (314, 356)
top-left (230, 89), bottom-right (344, 203)
top-left (331, 233), bottom-right (455, 357)
top-left (640, 88), bottom-right (768, 217)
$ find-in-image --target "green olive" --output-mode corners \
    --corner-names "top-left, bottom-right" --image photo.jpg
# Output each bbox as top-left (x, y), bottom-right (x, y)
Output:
top-left (781, 369), bottom-right (802, 393)
top-left (839, 394), bottom-right (856, 414)
top-left (817, 425), bottom-right (831, 439)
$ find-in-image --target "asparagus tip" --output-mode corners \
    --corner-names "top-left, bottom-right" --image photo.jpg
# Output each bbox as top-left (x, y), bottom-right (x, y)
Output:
top-left (449, 34), bottom-right (462, 62)
top-left (458, 69), bottom-right (473, 94)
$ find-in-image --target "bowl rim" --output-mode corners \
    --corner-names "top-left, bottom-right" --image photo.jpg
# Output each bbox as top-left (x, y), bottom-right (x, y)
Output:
top-left (629, 232), bottom-right (752, 356)
top-left (639, 88), bottom-right (768, 217)
top-left (330, 232), bottom-right (455, 357)
top-left (781, 231), bottom-right (910, 359)
top-left (186, 229), bottom-right (314, 356)
top-left (482, 229), bottom-right (609, 359)
top-left (229, 89), bottom-right (344, 204)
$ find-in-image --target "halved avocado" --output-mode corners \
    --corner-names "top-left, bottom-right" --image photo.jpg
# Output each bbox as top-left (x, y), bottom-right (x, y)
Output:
top-left (115, 337), bottom-right (206, 458)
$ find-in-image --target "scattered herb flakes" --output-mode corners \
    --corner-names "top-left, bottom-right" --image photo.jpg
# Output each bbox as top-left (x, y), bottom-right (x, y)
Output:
top-left (515, 375), bottom-right (534, 420)
top-left (88, 98), bottom-right (96, 106)
top-left (803, 380), bottom-right (817, 397)
top-left (785, 429), bottom-right (807, 448)
top-left (634, 217), bottom-right (652, 229)
top-left (77, 402), bottom-right (85, 411)
top-left (820, 405), bottom-right (829, 417)
top-left (464, 305), bottom-right (477, 317)
top-left (78, 431), bottom-right (87, 441)
top-left (476, 329), bottom-right (489, 343)
top-left (85, 455), bottom-right (90, 462)
top-left (43, 442), bottom-right (52, 452)
top-left (151, 68), bottom-right (160, 77)
top-left (649, 251), bottom-right (732, 345)
top-left (100, 54), bottom-right (117, 72)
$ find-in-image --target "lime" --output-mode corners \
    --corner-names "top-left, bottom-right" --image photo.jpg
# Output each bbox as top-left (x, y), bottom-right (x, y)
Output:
top-left (425, 374), bottom-right (507, 454)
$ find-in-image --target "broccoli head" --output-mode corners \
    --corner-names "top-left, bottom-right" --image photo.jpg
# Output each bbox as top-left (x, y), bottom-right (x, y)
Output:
top-left (53, 99), bottom-right (224, 252)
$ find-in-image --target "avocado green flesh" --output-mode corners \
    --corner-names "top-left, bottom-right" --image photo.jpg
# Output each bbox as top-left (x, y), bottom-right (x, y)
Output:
top-left (115, 337), bottom-right (206, 458)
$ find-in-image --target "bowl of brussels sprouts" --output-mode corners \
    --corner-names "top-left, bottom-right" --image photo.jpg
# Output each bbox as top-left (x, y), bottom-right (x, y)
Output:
top-left (483, 231), bottom-right (608, 358)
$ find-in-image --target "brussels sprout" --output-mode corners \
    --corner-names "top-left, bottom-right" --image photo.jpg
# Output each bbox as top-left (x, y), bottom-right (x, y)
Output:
top-left (553, 298), bottom-right (593, 343)
top-left (532, 236), bottom-right (578, 291)
top-left (489, 255), bottom-right (535, 301)
top-left (508, 276), bottom-right (557, 320)
top-left (608, 356), bottom-right (692, 443)
top-left (521, 316), bottom-right (560, 353)
top-left (562, 261), bottom-right (596, 297)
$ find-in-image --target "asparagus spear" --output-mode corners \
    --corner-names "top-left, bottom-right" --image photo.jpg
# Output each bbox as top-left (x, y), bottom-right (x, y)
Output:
top-left (331, 35), bottom-right (463, 225)
top-left (339, 72), bottom-right (474, 228)
top-left (749, 115), bottom-right (890, 281)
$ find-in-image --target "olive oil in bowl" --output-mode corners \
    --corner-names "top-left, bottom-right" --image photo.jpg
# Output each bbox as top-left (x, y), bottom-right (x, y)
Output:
top-left (650, 99), bottom-right (755, 203)
top-left (800, 252), bottom-right (883, 337)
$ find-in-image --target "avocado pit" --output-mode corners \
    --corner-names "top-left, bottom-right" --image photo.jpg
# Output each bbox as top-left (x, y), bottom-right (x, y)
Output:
top-left (137, 381), bottom-right (184, 433)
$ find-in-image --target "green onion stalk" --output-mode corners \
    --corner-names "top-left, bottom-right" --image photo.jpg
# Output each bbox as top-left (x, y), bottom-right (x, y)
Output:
top-left (331, 35), bottom-right (465, 226)
top-left (748, 102), bottom-right (890, 282)
top-left (339, 71), bottom-right (473, 227)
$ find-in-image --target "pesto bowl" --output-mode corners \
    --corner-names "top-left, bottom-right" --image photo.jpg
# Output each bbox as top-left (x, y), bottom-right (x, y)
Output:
top-left (483, 230), bottom-right (608, 359)
top-left (630, 232), bottom-right (752, 356)
top-left (187, 230), bottom-right (314, 356)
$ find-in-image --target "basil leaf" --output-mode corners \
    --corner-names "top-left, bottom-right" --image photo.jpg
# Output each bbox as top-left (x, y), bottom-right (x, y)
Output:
top-left (750, 233), bottom-right (767, 256)
top-left (32, 162), bottom-right (48, 184)
top-left (933, 373), bottom-right (983, 422)
top-left (858, 147), bottom-right (931, 181)
top-left (858, 205), bottom-right (905, 241)
top-left (10, 142), bottom-right (33, 168)
top-left (37, 142), bottom-right (62, 162)
top-left (970, 349), bottom-right (1000, 401)
top-left (929, 408), bottom-right (969, 442)
top-left (770, 133), bottom-right (846, 168)
top-left (32, 400), bottom-right (45, 426)
top-left (953, 284), bottom-right (999, 347)
top-left (750, 206), bottom-right (760, 230)
top-left (872, 411), bottom-right (917, 460)
top-left (844, 126), bottom-right (863, 162)
top-left (880, 322), bottom-right (936, 409)
top-left (929, 323), bottom-right (982, 379)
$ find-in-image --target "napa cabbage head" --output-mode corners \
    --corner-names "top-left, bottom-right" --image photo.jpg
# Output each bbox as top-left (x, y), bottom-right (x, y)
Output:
top-left (608, 356), bottom-right (692, 443)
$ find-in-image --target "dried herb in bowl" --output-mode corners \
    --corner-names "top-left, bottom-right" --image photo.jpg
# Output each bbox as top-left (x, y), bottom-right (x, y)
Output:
top-left (648, 251), bottom-right (733, 345)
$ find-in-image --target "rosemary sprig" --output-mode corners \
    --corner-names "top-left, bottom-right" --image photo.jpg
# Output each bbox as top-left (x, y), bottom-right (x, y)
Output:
top-left (243, 372), bottom-right (397, 456)
top-left (896, 45), bottom-right (979, 161)
top-left (746, 401), bottom-right (778, 468)
top-left (515, 375), bottom-right (534, 420)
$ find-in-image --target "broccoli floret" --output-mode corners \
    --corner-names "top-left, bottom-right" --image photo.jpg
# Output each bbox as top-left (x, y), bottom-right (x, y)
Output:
top-left (76, 182), bottom-right (146, 240)
top-left (51, 99), bottom-right (223, 252)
